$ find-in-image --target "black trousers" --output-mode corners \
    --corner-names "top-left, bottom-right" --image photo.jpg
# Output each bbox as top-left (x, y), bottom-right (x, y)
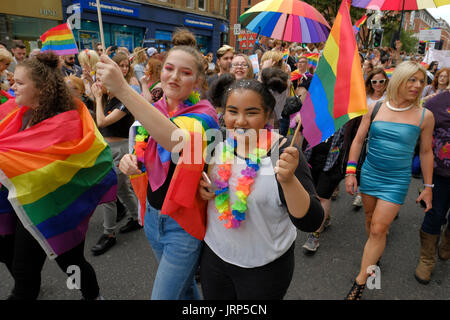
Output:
top-left (200, 243), bottom-right (295, 300)
top-left (0, 218), bottom-right (99, 300)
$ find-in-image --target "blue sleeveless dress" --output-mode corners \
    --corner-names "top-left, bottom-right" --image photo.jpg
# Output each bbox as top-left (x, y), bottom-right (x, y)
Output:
top-left (360, 109), bottom-right (425, 205)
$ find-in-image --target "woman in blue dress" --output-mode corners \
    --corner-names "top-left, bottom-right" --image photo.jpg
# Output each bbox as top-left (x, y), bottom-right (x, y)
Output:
top-left (344, 61), bottom-right (435, 300)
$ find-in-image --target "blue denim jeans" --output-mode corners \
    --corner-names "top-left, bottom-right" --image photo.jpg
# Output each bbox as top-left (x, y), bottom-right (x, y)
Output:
top-left (421, 174), bottom-right (450, 235)
top-left (143, 202), bottom-right (202, 300)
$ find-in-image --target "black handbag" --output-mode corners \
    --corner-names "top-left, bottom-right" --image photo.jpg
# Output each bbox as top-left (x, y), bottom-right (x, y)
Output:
top-left (356, 101), bottom-right (382, 181)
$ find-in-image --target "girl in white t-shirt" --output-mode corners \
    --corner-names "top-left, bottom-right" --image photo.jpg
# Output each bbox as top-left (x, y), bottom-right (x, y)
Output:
top-left (198, 71), bottom-right (324, 300)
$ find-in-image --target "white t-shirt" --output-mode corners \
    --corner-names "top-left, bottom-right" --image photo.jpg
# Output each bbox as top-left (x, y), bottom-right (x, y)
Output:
top-left (367, 93), bottom-right (386, 107)
top-left (205, 142), bottom-right (296, 268)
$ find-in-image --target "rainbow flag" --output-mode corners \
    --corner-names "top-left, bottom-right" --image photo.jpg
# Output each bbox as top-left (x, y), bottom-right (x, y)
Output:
top-left (0, 100), bottom-right (117, 258)
top-left (0, 90), bottom-right (12, 106)
top-left (282, 49), bottom-right (289, 60)
top-left (0, 97), bottom-right (18, 122)
top-left (300, 0), bottom-right (367, 148)
top-left (40, 23), bottom-right (78, 56)
top-left (353, 14), bottom-right (367, 34)
top-left (304, 53), bottom-right (320, 69)
top-left (384, 67), bottom-right (395, 79)
top-left (129, 98), bottom-right (219, 240)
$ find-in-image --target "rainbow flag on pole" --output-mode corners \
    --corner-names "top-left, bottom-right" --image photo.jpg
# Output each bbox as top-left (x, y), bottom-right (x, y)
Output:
top-left (40, 23), bottom-right (79, 56)
top-left (304, 53), bottom-right (320, 69)
top-left (0, 100), bottom-right (117, 258)
top-left (300, 0), bottom-right (367, 148)
top-left (353, 14), bottom-right (368, 34)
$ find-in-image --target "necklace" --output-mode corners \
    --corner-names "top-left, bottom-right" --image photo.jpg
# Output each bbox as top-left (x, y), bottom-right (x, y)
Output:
top-left (214, 131), bottom-right (272, 229)
top-left (386, 101), bottom-right (414, 112)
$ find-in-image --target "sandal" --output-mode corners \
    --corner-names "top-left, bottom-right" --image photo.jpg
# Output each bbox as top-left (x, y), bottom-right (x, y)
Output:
top-left (345, 281), bottom-right (365, 300)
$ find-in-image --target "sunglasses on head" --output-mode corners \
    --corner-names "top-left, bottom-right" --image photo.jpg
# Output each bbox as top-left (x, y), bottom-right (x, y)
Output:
top-left (371, 79), bottom-right (386, 85)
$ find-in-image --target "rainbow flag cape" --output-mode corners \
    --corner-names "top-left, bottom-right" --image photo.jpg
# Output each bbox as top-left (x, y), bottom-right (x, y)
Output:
top-left (353, 14), bottom-right (367, 34)
top-left (0, 98), bottom-right (19, 122)
top-left (300, 0), bottom-right (367, 148)
top-left (129, 97), bottom-right (219, 239)
top-left (0, 100), bottom-right (117, 258)
top-left (0, 90), bottom-right (13, 106)
top-left (40, 23), bottom-right (78, 56)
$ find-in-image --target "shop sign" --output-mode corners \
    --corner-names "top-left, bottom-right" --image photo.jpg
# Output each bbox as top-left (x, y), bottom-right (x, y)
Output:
top-left (184, 17), bottom-right (214, 30)
top-left (79, 0), bottom-right (139, 17)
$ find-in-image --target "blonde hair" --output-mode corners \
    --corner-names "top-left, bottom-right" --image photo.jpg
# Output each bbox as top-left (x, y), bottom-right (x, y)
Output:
top-left (65, 75), bottom-right (85, 95)
top-left (386, 61), bottom-right (426, 106)
top-left (78, 49), bottom-right (99, 71)
top-left (132, 47), bottom-right (147, 65)
top-left (0, 48), bottom-right (13, 64)
top-left (261, 50), bottom-right (284, 68)
top-left (216, 45), bottom-right (234, 59)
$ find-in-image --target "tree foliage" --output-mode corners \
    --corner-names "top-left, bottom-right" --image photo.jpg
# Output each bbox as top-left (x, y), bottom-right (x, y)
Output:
top-left (302, 0), bottom-right (366, 25)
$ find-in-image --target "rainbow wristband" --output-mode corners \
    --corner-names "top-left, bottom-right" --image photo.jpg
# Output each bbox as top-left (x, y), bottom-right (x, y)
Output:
top-left (346, 161), bottom-right (357, 174)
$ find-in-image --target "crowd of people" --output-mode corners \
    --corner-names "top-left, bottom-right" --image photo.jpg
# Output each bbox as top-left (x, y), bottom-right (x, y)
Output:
top-left (0, 28), bottom-right (448, 301)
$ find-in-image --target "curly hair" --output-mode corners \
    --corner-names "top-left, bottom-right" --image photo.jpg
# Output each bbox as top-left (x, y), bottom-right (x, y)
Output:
top-left (19, 51), bottom-right (75, 126)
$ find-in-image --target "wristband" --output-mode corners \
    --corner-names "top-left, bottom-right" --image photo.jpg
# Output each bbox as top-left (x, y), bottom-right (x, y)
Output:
top-left (423, 184), bottom-right (434, 188)
top-left (345, 173), bottom-right (356, 177)
top-left (346, 161), bottom-right (357, 175)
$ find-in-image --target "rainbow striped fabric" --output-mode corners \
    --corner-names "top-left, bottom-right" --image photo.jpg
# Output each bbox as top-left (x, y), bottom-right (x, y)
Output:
top-left (384, 67), bottom-right (395, 79)
top-left (129, 97), bottom-right (219, 239)
top-left (40, 23), bottom-right (78, 56)
top-left (0, 100), bottom-right (117, 258)
top-left (304, 53), bottom-right (320, 69)
top-left (353, 14), bottom-right (367, 34)
top-left (0, 90), bottom-right (12, 106)
top-left (300, 0), bottom-right (367, 148)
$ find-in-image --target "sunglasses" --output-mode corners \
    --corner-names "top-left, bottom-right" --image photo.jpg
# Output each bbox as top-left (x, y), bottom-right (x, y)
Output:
top-left (371, 79), bottom-right (386, 85)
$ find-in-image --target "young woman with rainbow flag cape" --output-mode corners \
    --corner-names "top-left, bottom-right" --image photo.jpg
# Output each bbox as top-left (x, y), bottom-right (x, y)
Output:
top-left (0, 51), bottom-right (117, 300)
top-left (97, 45), bottom-right (219, 300)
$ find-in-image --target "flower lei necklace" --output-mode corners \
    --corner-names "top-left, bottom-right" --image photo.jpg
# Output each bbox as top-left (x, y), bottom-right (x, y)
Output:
top-left (214, 131), bottom-right (272, 229)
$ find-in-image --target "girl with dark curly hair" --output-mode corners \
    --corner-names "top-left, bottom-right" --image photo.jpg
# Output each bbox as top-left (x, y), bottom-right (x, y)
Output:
top-left (0, 51), bottom-right (115, 300)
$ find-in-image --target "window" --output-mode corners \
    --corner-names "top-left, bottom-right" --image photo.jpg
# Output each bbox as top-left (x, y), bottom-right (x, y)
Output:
top-left (198, 0), bottom-right (206, 11)
top-left (186, 0), bottom-right (194, 8)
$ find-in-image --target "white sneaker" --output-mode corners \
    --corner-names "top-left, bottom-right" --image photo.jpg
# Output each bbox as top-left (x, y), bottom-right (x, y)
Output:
top-left (303, 233), bottom-right (320, 253)
top-left (352, 194), bottom-right (363, 207)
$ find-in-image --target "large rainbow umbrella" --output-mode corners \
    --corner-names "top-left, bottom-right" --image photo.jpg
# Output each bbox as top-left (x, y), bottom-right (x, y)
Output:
top-left (239, 0), bottom-right (331, 43)
top-left (351, 0), bottom-right (450, 10)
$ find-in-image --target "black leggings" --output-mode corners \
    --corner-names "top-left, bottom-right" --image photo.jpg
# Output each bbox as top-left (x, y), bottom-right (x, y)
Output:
top-left (200, 243), bottom-right (295, 300)
top-left (0, 219), bottom-right (99, 300)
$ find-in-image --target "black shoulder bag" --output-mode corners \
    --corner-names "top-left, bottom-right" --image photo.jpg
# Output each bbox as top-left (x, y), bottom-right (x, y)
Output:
top-left (356, 101), bottom-right (382, 181)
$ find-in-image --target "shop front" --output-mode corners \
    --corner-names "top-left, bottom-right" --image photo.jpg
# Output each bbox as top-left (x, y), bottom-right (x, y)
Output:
top-left (62, 0), bottom-right (228, 55)
top-left (0, 0), bottom-right (63, 51)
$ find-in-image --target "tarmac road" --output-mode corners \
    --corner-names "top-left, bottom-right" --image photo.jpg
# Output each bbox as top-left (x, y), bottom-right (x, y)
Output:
top-left (0, 178), bottom-right (448, 300)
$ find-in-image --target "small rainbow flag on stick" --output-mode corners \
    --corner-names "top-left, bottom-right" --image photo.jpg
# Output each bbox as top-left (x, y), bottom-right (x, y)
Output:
top-left (40, 23), bottom-right (79, 56)
top-left (353, 14), bottom-right (367, 34)
top-left (384, 67), bottom-right (395, 79)
top-left (300, 0), bottom-right (367, 148)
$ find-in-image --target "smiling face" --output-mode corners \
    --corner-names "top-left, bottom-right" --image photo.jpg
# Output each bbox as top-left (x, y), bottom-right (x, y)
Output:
top-left (230, 55), bottom-right (249, 80)
top-left (370, 73), bottom-right (388, 95)
top-left (224, 89), bottom-right (269, 144)
top-left (12, 66), bottom-right (39, 108)
top-left (160, 49), bottom-right (201, 104)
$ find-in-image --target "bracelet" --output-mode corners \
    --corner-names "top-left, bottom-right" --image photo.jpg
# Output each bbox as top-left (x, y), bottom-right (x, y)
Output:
top-left (345, 173), bottom-right (356, 177)
top-left (424, 184), bottom-right (434, 188)
top-left (346, 161), bottom-right (357, 175)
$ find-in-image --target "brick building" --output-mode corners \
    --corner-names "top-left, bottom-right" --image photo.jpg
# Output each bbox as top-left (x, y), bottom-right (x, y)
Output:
top-left (404, 10), bottom-right (450, 50)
